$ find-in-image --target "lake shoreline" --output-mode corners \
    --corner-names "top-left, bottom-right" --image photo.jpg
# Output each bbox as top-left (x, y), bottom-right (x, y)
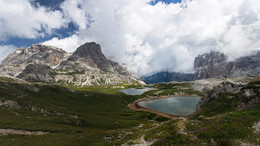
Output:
top-left (119, 87), bottom-right (157, 95)
top-left (128, 94), bottom-right (201, 119)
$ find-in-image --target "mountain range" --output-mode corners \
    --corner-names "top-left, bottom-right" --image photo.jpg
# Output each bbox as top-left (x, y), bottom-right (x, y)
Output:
top-left (1, 42), bottom-right (259, 85)
top-left (0, 42), bottom-right (144, 86)
top-left (144, 51), bottom-right (260, 84)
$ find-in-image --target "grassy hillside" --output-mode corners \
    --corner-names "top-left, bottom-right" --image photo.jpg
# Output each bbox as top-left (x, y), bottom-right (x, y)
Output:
top-left (0, 77), bottom-right (154, 145)
top-left (0, 77), bottom-right (259, 145)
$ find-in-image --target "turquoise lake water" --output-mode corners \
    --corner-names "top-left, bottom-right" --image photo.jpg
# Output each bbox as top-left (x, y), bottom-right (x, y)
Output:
top-left (119, 87), bottom-right (156, 95)
top-left (138, 96), bottom-right (200, 116)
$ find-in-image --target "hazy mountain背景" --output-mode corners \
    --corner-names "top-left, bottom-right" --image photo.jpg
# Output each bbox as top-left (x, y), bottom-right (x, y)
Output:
top-left (0, 42), bottom-right (144, 86)
top-left (144, 51), bottom-right (260, 84)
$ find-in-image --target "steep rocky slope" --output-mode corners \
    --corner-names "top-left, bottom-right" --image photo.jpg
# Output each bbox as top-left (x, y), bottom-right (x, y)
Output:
top-left (0, 42), bottom-right (143, 85)
top-left (0, 44), bottom-right (67, 77)
top-left (194, 77), bottom-right (260, 111)
top-left (194, 51), bottom-right (260, 79)
top-left (68, 42), bottom-right (129, 75)
top-left (194, 52), bottom-right (228, 79)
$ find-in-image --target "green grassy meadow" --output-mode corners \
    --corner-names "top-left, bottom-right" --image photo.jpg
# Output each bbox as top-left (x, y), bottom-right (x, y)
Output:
top-left (0, 77), bottom-right (259, 145)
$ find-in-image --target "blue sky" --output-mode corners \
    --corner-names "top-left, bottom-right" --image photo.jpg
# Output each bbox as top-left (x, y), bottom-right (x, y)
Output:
top-left (1, 0), bottom-right (74, 48)
top-left (152, 0), bottom-right (182, 4)
top-left (0, 22), bottom-right (78, 48)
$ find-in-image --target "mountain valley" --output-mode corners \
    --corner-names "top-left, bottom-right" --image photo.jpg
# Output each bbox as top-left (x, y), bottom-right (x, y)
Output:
top-left (0, 43), bottom-right (259, 145)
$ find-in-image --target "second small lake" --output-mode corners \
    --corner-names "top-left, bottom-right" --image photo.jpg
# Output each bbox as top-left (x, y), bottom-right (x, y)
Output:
top-left (137, 96), bottom-right (200, 116)
top-left (119, 87), bottom-right (156, 95)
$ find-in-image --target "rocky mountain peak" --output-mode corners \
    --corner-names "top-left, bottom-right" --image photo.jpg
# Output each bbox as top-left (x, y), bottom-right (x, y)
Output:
top-left (2, 44), bottom-right (67, 67)
top-left (144, 51), bottom-right (260, 84)
top-left (194, 51), bottom-right (226, 68)
top-left (71, 42), bottom-right (127, 74)
top-left (194, 51), bottom-right (260, 79)
top-left (30, 44), bottom-right (63, 52)
top-left (73, 42), bottom-right (107, 61)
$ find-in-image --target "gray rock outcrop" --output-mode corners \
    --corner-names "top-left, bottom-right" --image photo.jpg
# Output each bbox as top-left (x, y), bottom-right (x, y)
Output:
top-left (202, 81), bottom-right (242, 100)
top-left (0, 100), bottom-right (20, 110)
top-left (196, 81), bottom-right (242, 111)
top-left (17, 64), bottom-right (55, 83)
top-left (196, 78), bottom-right (260, 111)
top-left (253, 121), bottom-right (260, 136)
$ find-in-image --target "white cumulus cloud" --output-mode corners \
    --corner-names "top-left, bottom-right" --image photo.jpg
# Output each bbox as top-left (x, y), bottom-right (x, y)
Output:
top-left (42, 34), bottom-right (81, 52)
top-left (0, 0), bottom-right (67, 41)
top-left (2, 0), bottom-right (260, 76)
top-left (48, 0), bottom-right (260, 75)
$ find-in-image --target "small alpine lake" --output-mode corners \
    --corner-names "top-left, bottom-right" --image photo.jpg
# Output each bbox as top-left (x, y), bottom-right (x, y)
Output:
top-left (119, 87), bottom-right (157, 95)
top-left (137, 96), bottom-right (201, 116)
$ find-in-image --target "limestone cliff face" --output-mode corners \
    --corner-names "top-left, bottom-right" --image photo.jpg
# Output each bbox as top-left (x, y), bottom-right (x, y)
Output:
top-left (194, 51), bottom-right (260, 79)
top-left (0, 43), bottom-right (144, 86)
top-left (194, 52), bottom-right (228, 79)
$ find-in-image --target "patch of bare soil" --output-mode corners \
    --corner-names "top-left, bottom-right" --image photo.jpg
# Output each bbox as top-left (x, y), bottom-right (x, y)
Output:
top-left (0, 129), bottom-right (48, 136)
